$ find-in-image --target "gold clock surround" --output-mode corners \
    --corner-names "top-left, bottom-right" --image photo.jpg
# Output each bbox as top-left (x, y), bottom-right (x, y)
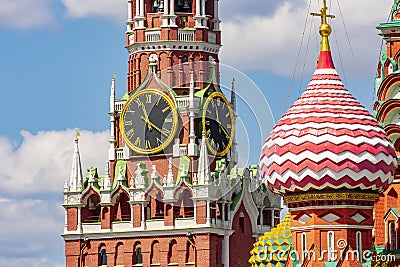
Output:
top-left (120, 89), bottom-right (178, 154)
top-left (202, 92), bottom-right (234, 156)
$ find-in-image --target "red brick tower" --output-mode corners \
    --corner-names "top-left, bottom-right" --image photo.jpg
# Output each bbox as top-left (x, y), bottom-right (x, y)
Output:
top-left (260, 1), bottom-right (397, 267)
top-left (62, 1), bottom-right (282, 267)
top-left (373, 0), bottom-right (400, 263)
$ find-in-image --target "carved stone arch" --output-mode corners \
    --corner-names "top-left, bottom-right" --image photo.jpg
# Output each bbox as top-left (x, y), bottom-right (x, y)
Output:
top-left (376, 99), bottom-right (400, 125)
top-left (146, 187), bottom-right (165, 219)
top-left (174, 186), bottom-right (194, 218)
top-left (111, 188), bottom-right (131, 222)
top-left (378, 74), bottom-right (400, 101)
top-left (81, 188), bottom-right (101, 205)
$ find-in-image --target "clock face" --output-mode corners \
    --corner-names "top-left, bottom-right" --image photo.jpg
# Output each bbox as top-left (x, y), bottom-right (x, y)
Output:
top-left (202, 92), bottom-right (234, 156)
top-left (120, 89), bottom-right (178, 154)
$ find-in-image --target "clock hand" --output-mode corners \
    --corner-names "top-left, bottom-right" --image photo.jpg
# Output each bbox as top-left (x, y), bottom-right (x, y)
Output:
top-left (219, 123), bottom-right (230, 139)
top-left (141, 106), bottom-right (152, 130)
top-left (141, 116), bottom-right (169, 137)
top-left (215, 108), bottom-right (221, 134)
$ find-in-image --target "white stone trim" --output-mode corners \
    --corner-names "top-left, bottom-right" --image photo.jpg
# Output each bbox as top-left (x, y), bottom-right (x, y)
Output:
top-left (291, 225), bottom-right (373, 231)
top-left (127, 41), bottom-right (221, 55)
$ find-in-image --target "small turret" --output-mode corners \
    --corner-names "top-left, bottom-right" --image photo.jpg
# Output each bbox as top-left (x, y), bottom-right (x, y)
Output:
top-left (68, 131), bottom-right (83, 192)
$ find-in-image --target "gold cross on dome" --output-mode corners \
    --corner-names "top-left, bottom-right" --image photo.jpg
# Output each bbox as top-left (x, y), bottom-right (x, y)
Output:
top-left (311, 0), bottom-right (335, 24)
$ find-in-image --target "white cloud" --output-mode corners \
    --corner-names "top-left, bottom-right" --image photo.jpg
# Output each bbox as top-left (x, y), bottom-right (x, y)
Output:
top-left (0, 129), bottom-right (109, 195)
top-left (220, 0), bottom-right (393, 77)
top-left (0, 0), bottom-right (56, 29)
top-left (61, 0), bottom-right (126, 22)
top-left (0, 257), bottom-right (64, 267)
top-left (0, 198), bottom-right (63, 259)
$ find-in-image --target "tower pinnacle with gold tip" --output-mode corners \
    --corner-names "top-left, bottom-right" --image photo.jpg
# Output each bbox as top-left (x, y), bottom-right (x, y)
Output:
top-left (311, 0), bottom-right (335, 51)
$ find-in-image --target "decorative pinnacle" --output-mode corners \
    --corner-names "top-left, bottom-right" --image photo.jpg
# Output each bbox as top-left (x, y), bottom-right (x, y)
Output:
top-left (311, 0), bottom-right (335, 51)
top-left (75, 129), bottom-right (81, 142)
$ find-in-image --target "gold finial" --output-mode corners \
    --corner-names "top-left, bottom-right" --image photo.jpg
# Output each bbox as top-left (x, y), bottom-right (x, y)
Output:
top-left (75, 129), bottom-right (81, 142)
top-left (311, 0), bottom-right (335, 51)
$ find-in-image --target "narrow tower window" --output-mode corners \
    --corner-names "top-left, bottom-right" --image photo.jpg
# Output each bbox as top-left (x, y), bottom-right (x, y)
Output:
top-left (388, 220), bottom-right (396, 251)
top-left (327, 231), bottom-right (335, 261)
top-left (356, 231), bottom-right (362, 262)
top-left (301, 232), bottom-right (307, 263)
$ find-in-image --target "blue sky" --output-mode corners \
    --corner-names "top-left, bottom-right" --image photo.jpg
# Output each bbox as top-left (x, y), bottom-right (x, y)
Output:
top-left (0, 0), bottom-right (394, 266)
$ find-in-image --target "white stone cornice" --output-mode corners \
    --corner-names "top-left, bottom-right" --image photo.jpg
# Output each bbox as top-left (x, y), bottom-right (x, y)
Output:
top-left (127, 41), bottom-right (221, 55)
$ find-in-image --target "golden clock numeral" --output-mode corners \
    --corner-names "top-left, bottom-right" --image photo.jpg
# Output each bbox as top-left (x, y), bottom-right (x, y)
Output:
top-left (156, 138), bottom-right (163, 146)
top-left (146, 94), bottom-right (152, 104)
top-left (162, 106), bottom-right (170, 113)
top-left (126, 129), bottom-right (134, 139)
top-left (135, 98), bottom-right (144, 107)
top-left (125, 120), bottom-right (133, 126)
top-left (206, 129), bottom-right (211, 138)
top-left (210, 138), bottom-right (215, 148)
top-left (211, 101), bottom-right (216, 108)
top-left (227, 124), bottom-right (232, 129)
top-left (217, 98), bottom-right (221, 106)
top-left (161, 128), bottom-right (171, 136)
top-left (205, 121), bottom-right (210, 126)
top-left (216, 142), bottom-right (220, 151)
top-left (207, 109), bottom-right (212, 114)
top-left (146, 140), bottom-right (151, 150)
top-left (134, 137), bottom-right (141, 147)
top-left (222, 142), bottom-right (226, 149)
top-left (165, 118), bottom-right (173, 123)
top-left (225, 112), bottom-right (230, 118)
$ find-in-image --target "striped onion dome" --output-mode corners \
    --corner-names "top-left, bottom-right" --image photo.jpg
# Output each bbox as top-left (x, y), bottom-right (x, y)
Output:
top-left (260, 43), bottom-right (397, 195)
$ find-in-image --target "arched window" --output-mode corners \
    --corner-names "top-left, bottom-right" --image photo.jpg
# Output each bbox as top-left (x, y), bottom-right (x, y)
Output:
top-left (388, 220), bottom-right (396, 251)
top-left (82, 194), bottom-right (101, 223)
top-left (186, 240), bottom-right (195, 263)
top-left (327, 231), bottom-right (335, 261)
top-left (239, 212), bottom-right (245, 233)
top-left (133, 241), bottom-right (143, 265)
top-left (115, 242), bottom-right (124, 266)
top-left (168, 239), bottom-right (178, 263)
top-left (151, 240), bottom-right (160, 264)
top-left (99, 247), bottom-right (107, 266)
top-left (301, 232), bottom-right (307, 263)
top-left (356, 231), bottom-right (362, 262)
top-left (175, 189), bottom-right (194, 218)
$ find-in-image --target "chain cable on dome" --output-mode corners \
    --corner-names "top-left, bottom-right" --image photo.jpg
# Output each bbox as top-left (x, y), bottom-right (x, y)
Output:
top-left (285, 0), bottom-right (313, 109)
top-left (298, 16), bottom-right (314, 98)
top-left (331, 19), bottom-right (347, 84)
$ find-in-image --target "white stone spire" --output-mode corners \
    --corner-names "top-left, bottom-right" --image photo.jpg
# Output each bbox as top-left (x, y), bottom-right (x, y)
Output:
top-left (197, 133), bottom-right (210, 185)
top-left (167, 158), bottom-right (174, 187)
top-left (188, 71), bottom-right (198, 156)
top-left (69, 132), bottom-right (83, 192)
top-left (109, 75), bottom-right (116, 161)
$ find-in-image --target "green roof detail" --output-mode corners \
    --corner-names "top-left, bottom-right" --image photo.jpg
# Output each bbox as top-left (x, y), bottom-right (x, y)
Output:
top-left (113, 160), bottom-right (127, 189)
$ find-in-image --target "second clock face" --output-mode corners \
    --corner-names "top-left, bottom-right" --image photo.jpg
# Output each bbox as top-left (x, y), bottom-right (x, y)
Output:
top-left (120, 89), bottom-right (178, 154)
top-left (202, 92), bottom-right (234, 156)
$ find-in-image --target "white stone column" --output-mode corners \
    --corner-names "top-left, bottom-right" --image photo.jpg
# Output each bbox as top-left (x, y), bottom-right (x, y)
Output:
top-left (213, 0), bottom-right (220, 30)
top-left (127, 0), bottom-right (133, 32)
top-left (64, 209), bottom-right (68, 232)
top-left (201, 0), bottom-right (207, 27)
top-left (169, 0), bottom-right (177, 26)
top-left (138, 0), bottom-right (145, 28)
top-left (141, 204), bottom-right (146, 230)
top-left (77, 206), bottom-right (82, 232)
top-left (162, 0), bottom-right (170, 27)
top-left (206, 201), bottom-right (211, 225)
top-left (195, 0), bottom-right (202, 28)
top-left (222, 234), bottom-right (230, 266)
